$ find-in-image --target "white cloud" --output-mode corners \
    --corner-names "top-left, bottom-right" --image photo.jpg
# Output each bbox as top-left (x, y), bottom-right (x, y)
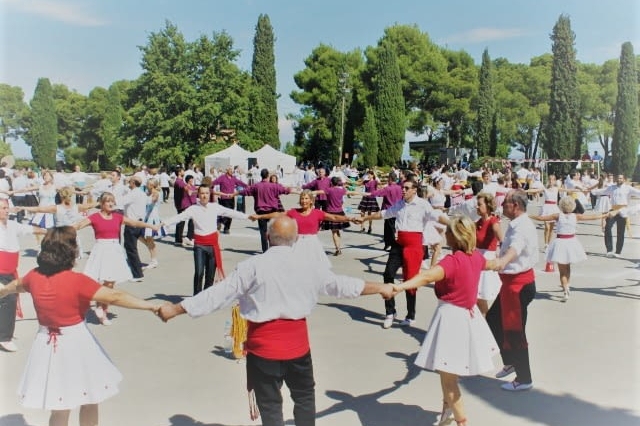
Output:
top-left (442, 27), bottom-right (530, 44)
top-left (278, 116), bottom-right (295, 146)
top-left (2, 0), bottom-right (106, 27)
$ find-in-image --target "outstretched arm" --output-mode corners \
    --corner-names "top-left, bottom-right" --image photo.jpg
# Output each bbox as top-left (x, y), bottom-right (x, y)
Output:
top-left (0, 279), bottom-right (25, 298)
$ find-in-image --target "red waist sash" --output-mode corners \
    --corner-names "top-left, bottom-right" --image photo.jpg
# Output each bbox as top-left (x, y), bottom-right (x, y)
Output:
top-left (193, 232), bottom-right (225, 279)
top-left (396, 231), bottom-right (423, 295)
top-left (246, 318), bottom-right (309, 360)
top-left (545, 201), bottom-right (557, 204)
top-left (556, 234), bottom-right (574, 239)
top-left (0, 251), bottom-right (19, 277)
top-left (498, 269), bottom-right (535, 350)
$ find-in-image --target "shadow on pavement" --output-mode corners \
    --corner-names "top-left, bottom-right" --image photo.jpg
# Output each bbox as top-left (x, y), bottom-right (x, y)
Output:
top-left (164, 414), bottom-right (255, 426)
top-left (149, 293), bottom-right (189, 304)
top-left (462, 375), bottom-right (640, 426)
top-left (0, 414), bottom-right (36, 426)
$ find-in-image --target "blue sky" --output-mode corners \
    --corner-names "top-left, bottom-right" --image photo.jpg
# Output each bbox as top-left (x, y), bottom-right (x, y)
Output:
top-left (1, 0), bottom-right (638, 158)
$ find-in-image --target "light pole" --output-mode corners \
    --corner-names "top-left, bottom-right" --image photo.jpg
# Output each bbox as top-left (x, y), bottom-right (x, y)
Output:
top-left (338, 72), bottom-right (349, 166)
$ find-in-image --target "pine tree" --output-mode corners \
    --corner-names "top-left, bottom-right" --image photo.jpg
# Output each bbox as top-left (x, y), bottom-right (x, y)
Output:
top-left (475, 48), bottom-right (495, 157)
top-left (25, 78), bottom-right (57, 168)
top-left (361, 105), bottom-right (379, 166)
top-left (373, 45), bottom-right (405, 166)
top-left (249, 14), bottom-right (280, 149)
top-left (611, 42), bottom-right (639, 177)
top-left (543, 15), bottom-right (581, 162)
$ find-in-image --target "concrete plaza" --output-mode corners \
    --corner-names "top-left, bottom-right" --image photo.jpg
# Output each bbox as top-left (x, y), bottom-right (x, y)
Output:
top-left (1, 194), bottom-right (639, 426)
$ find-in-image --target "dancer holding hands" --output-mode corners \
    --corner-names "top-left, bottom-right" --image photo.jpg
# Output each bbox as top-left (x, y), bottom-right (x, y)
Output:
top-left (0, 226), bottom-right (162, 426)
top-left (530, 196), bottom-right (604, 301)
top-left (388, 216), bottom-right (499, 426)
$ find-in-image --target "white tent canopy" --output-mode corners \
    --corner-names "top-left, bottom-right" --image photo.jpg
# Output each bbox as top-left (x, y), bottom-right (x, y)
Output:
top-left (204, 143), bottom-right (253, 175)
top-left (253, 144), bottom-right (297, 173)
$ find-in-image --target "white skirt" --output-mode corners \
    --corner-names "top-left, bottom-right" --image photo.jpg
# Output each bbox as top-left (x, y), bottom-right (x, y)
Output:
top-left (546, 236), bottom-right (587, 264)
top-left (31, 212), bottom-right (55, 229)
top-left (422, 221), bottom-right (445, 246)
top-left (414, 301), bottom-right (498, 376)
top-left (18, 322), bottom-right (122, 410)
top-left (294, 234), bottom-right (331, 269)
top-left (84, 239), bottom-right (133, 284)
top-left (540, 203), bottom-right (561, 216)
top-left (477, 249), bottom-right (502, 301)
top-left (594, 196), bottom-right (611, 214)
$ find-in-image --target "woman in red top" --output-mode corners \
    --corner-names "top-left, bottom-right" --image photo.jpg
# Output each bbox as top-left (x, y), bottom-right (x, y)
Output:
top-left (391, 216), bottom-right (499, 426)
top-left (254, 189), bottom-right (357, 268)
top-left (0, 226), bottom-right (161, 426)
top-left (74, 192), bottom-right (157, 325)
top-left (475, 193), bottom-right (504, 315)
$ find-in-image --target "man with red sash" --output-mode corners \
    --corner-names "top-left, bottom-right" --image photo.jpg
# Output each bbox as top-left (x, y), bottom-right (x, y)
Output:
top-left (368, 171), bottom-right (402, 251)
top-left (488, 189), bottom-right (538, 391)
top-left (161, 185), bottom-right (253, 295)
top-left (362, 179), bottom-right (449, 328)
top-left (0, 198), bottom-right (45, 352)
top-left (157, 216), bottom-right (390, 426)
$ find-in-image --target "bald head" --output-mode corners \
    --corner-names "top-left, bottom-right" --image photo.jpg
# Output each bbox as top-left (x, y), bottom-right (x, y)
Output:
top-left (267, 216), bottom-right (298, 247)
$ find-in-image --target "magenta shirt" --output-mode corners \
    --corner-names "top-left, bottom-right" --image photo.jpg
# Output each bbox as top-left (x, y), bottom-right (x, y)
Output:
top-left (302, 177), bottom-right (330, 200)
top-left (212, 174), bottom-right (247, 199)
top-left (325, 186), bottom-right (347, 213)
top-left (370, 182), bottom-right (402, 209)
top-left (244, 180), bottom-right (291, 212)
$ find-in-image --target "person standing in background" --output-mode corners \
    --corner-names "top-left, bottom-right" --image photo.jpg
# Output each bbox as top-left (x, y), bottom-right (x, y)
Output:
top-left (211, 166), bottom-right (248, 234)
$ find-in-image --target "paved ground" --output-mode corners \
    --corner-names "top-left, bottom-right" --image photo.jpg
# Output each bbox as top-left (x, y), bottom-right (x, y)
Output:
top-left (1, 193), bottom-right (639, 426)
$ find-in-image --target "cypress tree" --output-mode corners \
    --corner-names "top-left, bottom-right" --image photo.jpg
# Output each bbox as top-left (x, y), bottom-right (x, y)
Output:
top-left (102, 84), bottom-right (122, 169)
top-left (25, 78), bottom-right (57, 168)
top-left (373, 45), bottom-right (405, 166)
top-left (361, 105), bottom-right (379, 167)
top-left (543, 15), bottom-right (581, 162)
top-left (475, 48), bottom-right (495, 157)
top-left (250, 14), bottom-right (280, 149)
top-left (611, 42), bottom-right (639, 177)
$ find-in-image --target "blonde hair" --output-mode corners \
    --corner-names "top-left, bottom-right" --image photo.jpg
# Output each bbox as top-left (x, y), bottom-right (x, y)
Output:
top-left (300, 189), bottom-right (315, 202)
top-left (59, 186), bottom-right (75, 202)
top-left (100, 192), bottom-right (115, 208)
top-left (558, 196), bottom-right (576, 214)
top-left (476, 192), bottom-right (496, 214)
top-left (447, 215), bottom-right (477, 254)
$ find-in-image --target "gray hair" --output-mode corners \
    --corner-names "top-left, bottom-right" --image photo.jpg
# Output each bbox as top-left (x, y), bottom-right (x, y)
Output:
top-left (558, 196), bottom-right (576, 214)
top-left (267, 217), bottom-right (298, 247)
top-left (508, 189), bottom-right (528, 211)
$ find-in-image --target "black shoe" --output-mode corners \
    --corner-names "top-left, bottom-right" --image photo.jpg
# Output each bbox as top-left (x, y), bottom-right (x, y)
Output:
top-left (367, 228), bottom-right (372, 234)
top-left (222, 229), bottom-right (230, 234)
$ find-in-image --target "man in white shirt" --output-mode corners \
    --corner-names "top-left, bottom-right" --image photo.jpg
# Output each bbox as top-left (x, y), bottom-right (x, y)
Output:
top-left (10, 169), bottom-right (28, 223)
top-left (162, 185), bottom-right (253, 295)
top-left (122, 177), bottom-right (148, 281)
top-left (70, 164), bottom-right (88, 203)
top-left (109, 170), bottom-right (129, 213)
top-left (362, 179), bottom-right (449, 328)
top-left (488, 189), bottom-right (538, 392)
top-left (157, 216), bottom-right (391, 426)
top-left (592, 174), bottom-right (640, 257)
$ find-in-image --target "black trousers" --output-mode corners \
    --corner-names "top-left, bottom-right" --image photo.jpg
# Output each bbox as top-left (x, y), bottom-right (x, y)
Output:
top-left (246, 351), bottom-right (315, 426)
top-left (382, 242), bottom-right (417, 320)
top-left (124, 225), bottom-right (144, 279)
top-left (604, 214), bottom-right (626, 254)
top-left (383, 218), bottom-right (396, 248)
top-left (162, 187), bottom-right (169, 202)
top-left (218, 198), bottom-right (235, 231)
top-left (256, 209), bottom-right (278, 253)
top-left (193, 244), bottom-right (215, 295)
top-left (175, 208), bottom-right (194, 244)
top-left (314, 199), bottom-right (327, 211)
top-left (0, 274), bottom-right (17, 342)
top-left (487, 281), bottom-right (536, 384)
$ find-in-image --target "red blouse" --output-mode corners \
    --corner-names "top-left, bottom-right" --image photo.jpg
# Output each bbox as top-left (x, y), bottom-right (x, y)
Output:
top-left (286, 208), bottom-right (325, 235)
top-left (435, 250), bottom-right (486, 309)
top-left (89, 212), bottom-right (123, 240)
top-left (475, 215), bottom-right (500, 250)
top-left (22, 269), bottom-right (102, 328)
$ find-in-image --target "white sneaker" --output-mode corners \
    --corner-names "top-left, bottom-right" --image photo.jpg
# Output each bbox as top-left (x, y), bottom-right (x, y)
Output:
top-left (143, 260), bottom-right (158, 270)
top-left (0, 340), bottom-right (18, 352)
top-left (400, 318), bottom-right (416, 327)
top-left (382, 314), bottom-right (396, 329)
top-left (501, 380), bottom-right (533, 391)
top-left (435, 407), bottom-right (454, 426)
top-left (94, 306), bottom-right (105, 320)
top-left (606, 252), bottom-right (620, 258)
top-left (495, 365), bottom-right (515, 378)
